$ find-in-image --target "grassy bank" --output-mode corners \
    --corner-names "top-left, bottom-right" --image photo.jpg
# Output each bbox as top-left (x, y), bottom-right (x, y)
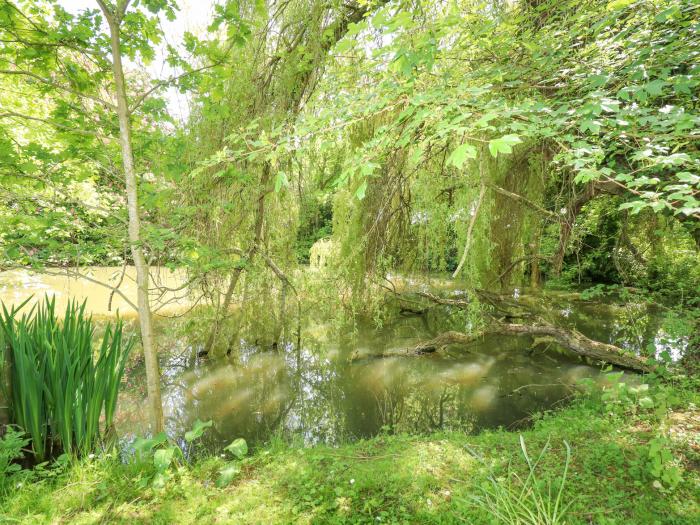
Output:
top-left (1, 379), bottom-right (699, 525)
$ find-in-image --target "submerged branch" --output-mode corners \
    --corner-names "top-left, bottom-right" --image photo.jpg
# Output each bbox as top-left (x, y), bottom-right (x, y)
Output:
top-left (357, 322), bottom-right (653, 372)
top-left (378, 289), bottom-right (654, 372)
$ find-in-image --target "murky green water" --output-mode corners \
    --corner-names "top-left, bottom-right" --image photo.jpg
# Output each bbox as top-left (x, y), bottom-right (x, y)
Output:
top-left (0, 269), bottom-right (684, 449)
top-left (115, 289), bottom-right (684, 450)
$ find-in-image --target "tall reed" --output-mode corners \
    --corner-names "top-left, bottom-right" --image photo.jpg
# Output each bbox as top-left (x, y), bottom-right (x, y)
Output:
top-left (0, 296), bottom-right (133, 461)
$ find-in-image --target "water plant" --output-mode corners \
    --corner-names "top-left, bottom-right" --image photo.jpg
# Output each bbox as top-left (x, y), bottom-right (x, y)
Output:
top-left (0, 296), bottom-right (133, 461)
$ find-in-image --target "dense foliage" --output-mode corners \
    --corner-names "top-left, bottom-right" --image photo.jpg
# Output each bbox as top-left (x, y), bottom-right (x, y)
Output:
top-left (1, 0), bottom-right (698, 300)
top-left (0, 297), bottom-right (132, 460)
top-left (0, 0), bottom-right (698, 522)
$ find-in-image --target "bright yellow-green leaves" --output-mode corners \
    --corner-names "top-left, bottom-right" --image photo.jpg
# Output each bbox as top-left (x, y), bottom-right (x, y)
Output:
top-left (488, 135), bottom-right (522, 158)
top-left (447, 143), bottom-right (478, 169)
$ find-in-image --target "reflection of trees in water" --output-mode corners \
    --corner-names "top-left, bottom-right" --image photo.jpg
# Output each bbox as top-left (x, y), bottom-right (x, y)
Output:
top-left (552, 297), bottom-right (668, 356)
top-left (170, 350), bottom-right (295, 450)
top-left (343, 360), bottom-right (478, 436)
top-left (117, 293), bottom-right (675, 449)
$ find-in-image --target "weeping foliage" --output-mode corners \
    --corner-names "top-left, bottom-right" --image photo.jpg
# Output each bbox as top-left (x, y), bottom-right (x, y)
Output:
top-left (0, 297), bottom-right (133, 461)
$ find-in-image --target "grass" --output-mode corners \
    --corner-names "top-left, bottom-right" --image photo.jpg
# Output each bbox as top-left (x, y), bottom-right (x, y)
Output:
top-left (469, 436), bottom-right (572, 525)
top-left (1, 381), bottom-right (698, 525)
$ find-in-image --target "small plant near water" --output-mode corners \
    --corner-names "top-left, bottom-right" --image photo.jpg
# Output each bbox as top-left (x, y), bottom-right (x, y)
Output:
top-left (0, 426), bottom-right (31, 494)
top-left (0, 296), bottom-right (133, 461)
top-left (469, 436), bottom-right (572, 525)
top-left (132, 418), bottom-right (248, 489)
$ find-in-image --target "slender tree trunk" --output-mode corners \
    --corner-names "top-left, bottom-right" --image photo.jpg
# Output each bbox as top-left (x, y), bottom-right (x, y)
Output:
top-left (101, 3), bottom-right (164, 432)
top-left (452, 182), bottom-right (486, 279)
top-left (529, 229), bottom-right (541, 288)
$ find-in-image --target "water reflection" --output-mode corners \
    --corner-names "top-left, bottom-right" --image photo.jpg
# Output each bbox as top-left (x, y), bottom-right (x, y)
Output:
top-left (114, 293), bottom-right (672, 450)
top-left (0, 269), bottom-right (684, 450)
top-left (0, 266), bottom-right (191, 317)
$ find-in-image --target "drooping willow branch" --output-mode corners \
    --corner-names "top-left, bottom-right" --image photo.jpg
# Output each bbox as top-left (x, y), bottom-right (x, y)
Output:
top-left (452, 182), bottom-right (486, 278)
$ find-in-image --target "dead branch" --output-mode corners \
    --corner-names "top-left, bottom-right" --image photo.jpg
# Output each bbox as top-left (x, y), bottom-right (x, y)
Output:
top-left (356, 322), bottom-right (653, 372)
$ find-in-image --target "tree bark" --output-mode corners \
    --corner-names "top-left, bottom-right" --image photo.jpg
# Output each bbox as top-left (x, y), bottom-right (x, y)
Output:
top-left (99, 0), bottom-right (164, 432)
top-left (357, 322), bottom-right (654, 372)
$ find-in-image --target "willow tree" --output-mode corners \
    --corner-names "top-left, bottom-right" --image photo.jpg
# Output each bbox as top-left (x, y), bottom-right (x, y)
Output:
top-left (266, 0), bottom-right (700, 302)
top-left (174, 0), bottom-right (388, 354)
top-left (0, 0), bottom-right (185, 431)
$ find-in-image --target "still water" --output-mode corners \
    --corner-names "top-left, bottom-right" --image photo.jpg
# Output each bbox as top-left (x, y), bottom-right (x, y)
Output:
top-left (115, 291), bottom-right (680, 450)
top-left (0, 266), bottom-right (190, 317)
top-left (0, 269), bottom-right (682, 450)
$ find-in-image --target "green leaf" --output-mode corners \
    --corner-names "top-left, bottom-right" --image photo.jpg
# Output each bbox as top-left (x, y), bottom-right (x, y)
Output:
top-left (607, 0), bottom-right (636, 10)
top-left (154, 448), bottom-right (175, 473)
top-left (224, 438), bottom-right (248, 459)
top-left (335, 38), bottom-right (356, 53)
top-left (644, 79), bottom-right (666, 97)
top-left (639, 397), bottom-right (654, 409)
top-left (574, 168), bottom-right (600, 184)
top-left (184, 419), bottom-right (213, 442)
top-left (488, 135), bottom-right (521, 158)
top-left (355, 181), bottom-right (368, 200)
top-left (676, 172), bottom-right (699, 184)
top-left (579, 119), bottom-right (601, 134)
top-left (274, 171), bottom-right (288, 192)
top-left (447, 143), bottom-right (477, 169)
top-left (133, 432), bottom-right (168, 459)
top-left (475, 113), bottom-right (497, 128)
top-left (619, 201), bottom-right (647, 215)
top-left (216, 463), bottom-right (241, 487)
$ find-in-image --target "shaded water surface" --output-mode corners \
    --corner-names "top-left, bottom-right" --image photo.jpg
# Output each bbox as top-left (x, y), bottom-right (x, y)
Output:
top-left (116, 290), bottom-right (682, 449)
top-left (0, 270), bottom-right (683, 450)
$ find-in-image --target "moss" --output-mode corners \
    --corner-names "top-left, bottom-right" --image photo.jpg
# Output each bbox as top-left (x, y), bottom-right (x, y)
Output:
top-left (2, 385), bottom-right (699, 524)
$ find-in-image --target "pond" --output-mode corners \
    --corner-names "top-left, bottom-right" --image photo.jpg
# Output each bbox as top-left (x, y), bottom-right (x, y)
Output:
top-left (0, 269), bottom-right (684, 451)
top-left (114, 290), bottom-right (684, 451)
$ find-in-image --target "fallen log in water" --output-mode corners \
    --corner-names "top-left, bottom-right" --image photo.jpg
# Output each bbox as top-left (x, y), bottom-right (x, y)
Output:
top-left (354, 322), bottom-right (653, 373)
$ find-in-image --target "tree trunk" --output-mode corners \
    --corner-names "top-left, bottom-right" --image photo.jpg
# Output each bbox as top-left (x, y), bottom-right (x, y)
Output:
top-left (356, 323), bottom-right (654, 372)
top-left (102, 4), bottom-right (164, 432)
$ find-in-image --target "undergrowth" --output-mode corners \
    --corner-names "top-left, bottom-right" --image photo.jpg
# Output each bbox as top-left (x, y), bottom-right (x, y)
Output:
top-left (0, 375), bottom-right (698, 524)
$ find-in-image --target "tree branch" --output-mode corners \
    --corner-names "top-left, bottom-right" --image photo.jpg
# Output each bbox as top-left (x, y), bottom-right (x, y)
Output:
top-left (0, 111), bottom-right (113, 139)
top-left (0, 68), bottom-right (116, 110)
top-left (453, 182), bottom-right (486, 278)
